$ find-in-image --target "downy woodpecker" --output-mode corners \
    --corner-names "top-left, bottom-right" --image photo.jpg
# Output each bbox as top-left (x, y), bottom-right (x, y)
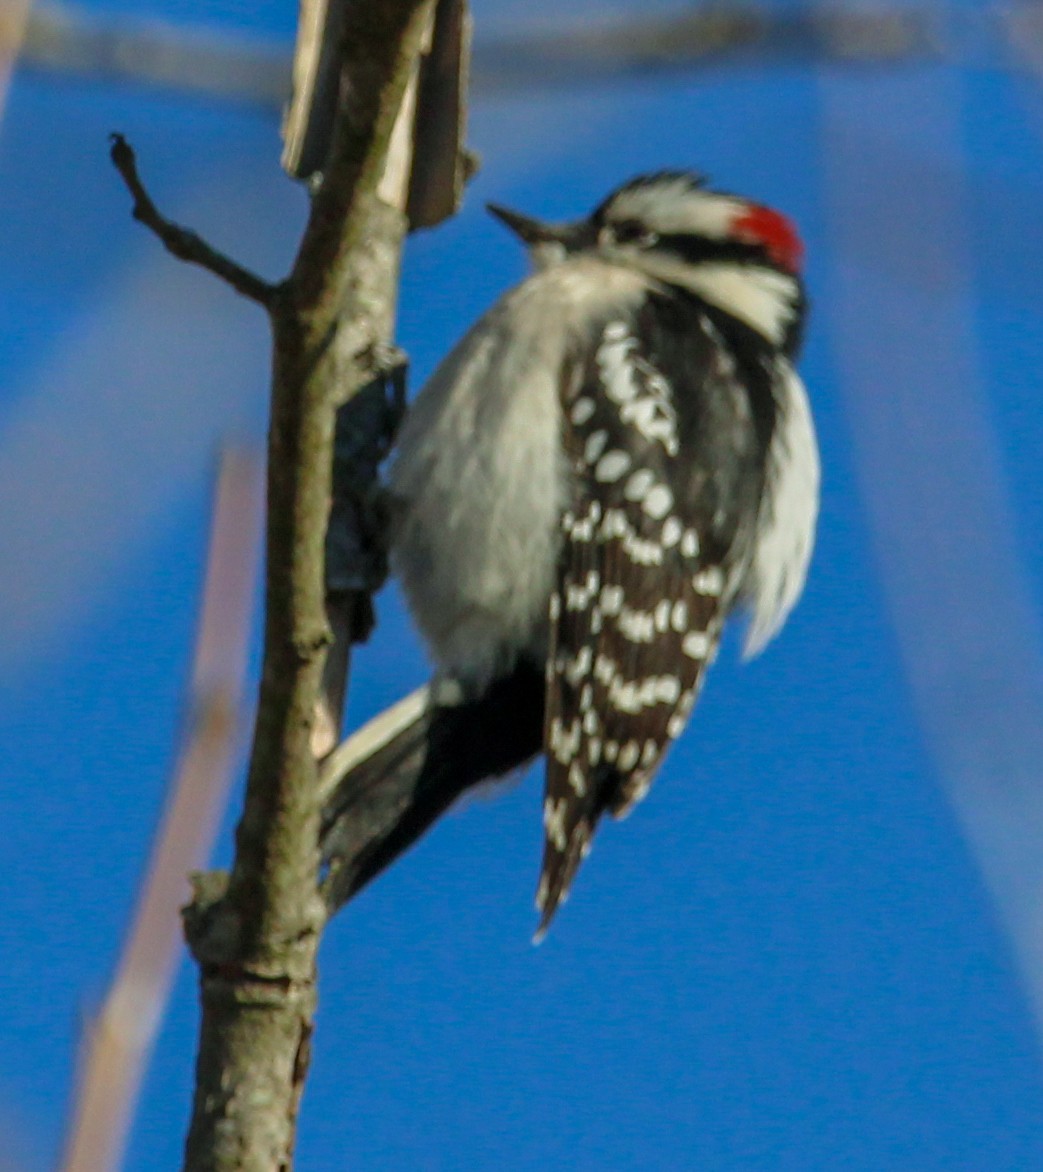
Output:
top-left (325, 172), bottom-right (819, 936)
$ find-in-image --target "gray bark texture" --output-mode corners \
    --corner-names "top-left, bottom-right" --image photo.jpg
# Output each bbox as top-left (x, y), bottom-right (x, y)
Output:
top-left (175, 2), bottom-right (437, 1168)
top-left (112, 0), bottom-right (477, 1163)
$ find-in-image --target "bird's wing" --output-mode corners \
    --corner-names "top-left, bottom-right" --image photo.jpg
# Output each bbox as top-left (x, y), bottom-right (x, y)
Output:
top-left (536, 297), bottom-right (768, 936)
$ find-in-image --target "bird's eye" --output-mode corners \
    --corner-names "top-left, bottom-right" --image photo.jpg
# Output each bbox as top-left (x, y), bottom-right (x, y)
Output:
top-left (609, 220), bottom-right (658, 247)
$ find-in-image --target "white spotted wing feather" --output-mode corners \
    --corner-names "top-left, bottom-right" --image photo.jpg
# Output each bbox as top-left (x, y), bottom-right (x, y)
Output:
top-left (536, 312), bottom-right (746, 934)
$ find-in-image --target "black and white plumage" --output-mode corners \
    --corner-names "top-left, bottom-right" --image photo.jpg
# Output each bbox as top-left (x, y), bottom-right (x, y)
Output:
top-left (324, 172), bottom-right (819, 935)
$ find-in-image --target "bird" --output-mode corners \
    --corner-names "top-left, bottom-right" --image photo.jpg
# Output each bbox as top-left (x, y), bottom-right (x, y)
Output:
top-left (321, 170), bottom-right (820, 937)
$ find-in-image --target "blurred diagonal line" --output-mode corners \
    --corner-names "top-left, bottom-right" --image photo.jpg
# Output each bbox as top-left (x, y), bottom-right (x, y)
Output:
top-left (1001, 2), bottom-right (1043, 79)
top-left (60, 447), bottom-right (263, 1172)
top-left (818, 66), bottom-right (1043, 1028)
top-left (0, 0), bottom-right (31, 117)
top-left (471, 4), bottom-right (937, 91)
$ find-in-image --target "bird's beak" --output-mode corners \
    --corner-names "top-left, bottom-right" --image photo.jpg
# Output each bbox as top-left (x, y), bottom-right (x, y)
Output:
top-left (486, 203), bottom-right (591, 252)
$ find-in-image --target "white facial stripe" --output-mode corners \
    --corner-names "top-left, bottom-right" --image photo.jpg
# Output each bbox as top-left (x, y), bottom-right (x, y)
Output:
top-left (685, 264), bottom-right (798, 344)
top-left (606, 184), bottom-right (747, 240)
top-left (619, 252), bottom-right (798, 345)
top-left (678, 263), bottom-right (799, 345)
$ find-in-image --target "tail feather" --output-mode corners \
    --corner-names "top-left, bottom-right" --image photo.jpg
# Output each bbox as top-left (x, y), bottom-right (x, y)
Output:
top-left (320, 662), bottom-right (545, 910)
top-left (534, 812), bottom-right (595, 942)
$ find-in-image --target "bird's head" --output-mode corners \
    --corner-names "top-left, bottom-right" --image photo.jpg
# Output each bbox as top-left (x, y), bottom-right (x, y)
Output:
top-left (488, 171), bottom-right (806, 353)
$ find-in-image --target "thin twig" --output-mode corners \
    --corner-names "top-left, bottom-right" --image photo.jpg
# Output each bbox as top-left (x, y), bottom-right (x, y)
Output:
top-left (109, 134), bottom-right (277, 308)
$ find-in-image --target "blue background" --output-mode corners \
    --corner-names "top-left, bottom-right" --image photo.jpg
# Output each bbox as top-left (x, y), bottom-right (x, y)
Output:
top-left (3, 1), bottom-right (1043, 1168)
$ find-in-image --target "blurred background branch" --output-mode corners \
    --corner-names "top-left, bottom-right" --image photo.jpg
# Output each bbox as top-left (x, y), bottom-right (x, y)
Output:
top-left (12, 1), bottom-right (1043, 110)
top-left (60, 448), bottom-right (264, 1172)
top-left (0, 0), bottom-right (31, 118)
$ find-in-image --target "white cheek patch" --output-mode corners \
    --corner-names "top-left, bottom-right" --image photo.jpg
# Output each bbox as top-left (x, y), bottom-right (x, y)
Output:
top-left (604, 248), bottom-right (800, 349)
top-left (681, 264), bottom-right (799, 346)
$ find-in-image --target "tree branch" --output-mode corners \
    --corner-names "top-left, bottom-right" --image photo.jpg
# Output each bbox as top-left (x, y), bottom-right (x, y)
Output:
top-left (171, 2), bottom-right (438, 1169)
top-left (111, 2), bottom-right (467, 1164)
top-left (109, 134), bottom-right (277, 307)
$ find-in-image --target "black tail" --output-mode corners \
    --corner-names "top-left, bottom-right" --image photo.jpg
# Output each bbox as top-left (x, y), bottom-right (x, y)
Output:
top-left (320, 662), bottom-right (545, 912)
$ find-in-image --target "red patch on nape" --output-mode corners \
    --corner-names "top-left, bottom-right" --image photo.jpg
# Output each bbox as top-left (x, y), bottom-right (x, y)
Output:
top-left (731, 204), bottom-right (804, 273)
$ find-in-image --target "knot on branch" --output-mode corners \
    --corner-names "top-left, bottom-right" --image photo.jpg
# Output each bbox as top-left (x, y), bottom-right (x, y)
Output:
top-left (183, 870), bottom-right (241, 969)
top-left (184, 871), bottom-right (327, 991)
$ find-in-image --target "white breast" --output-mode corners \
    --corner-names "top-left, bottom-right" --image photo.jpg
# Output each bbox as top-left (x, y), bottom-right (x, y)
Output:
top-left (390, 260), bottom-right (649, 689)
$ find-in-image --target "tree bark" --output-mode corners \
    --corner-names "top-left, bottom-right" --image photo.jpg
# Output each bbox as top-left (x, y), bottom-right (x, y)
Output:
top-left (179, 3), bottom-right (436, 1168)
